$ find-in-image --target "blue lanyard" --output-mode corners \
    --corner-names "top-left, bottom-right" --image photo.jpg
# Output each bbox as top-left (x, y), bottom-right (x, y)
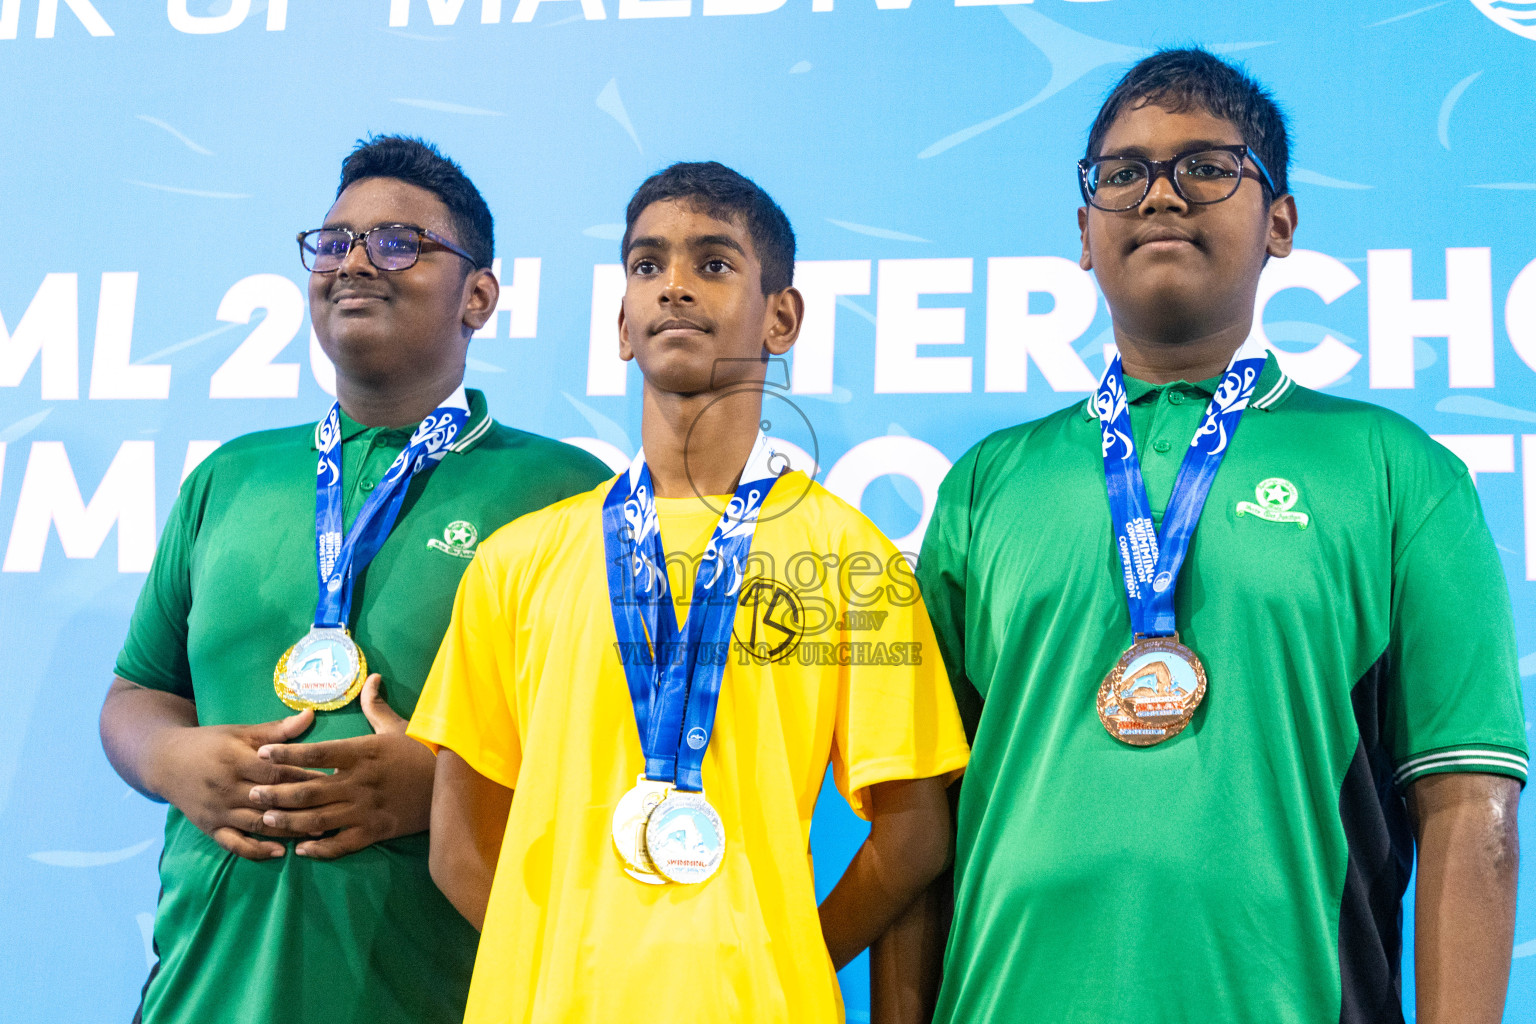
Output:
top-left (312, 392), bottom-right (469, 629)
top-left (601, 433), bottom-right (782, 792)
top-left (1095, 339), bottom-right (1267, 638)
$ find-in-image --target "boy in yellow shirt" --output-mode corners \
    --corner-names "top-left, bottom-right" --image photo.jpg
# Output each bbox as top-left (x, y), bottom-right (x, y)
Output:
top-left (408, 161), bottom-right (969, 1023)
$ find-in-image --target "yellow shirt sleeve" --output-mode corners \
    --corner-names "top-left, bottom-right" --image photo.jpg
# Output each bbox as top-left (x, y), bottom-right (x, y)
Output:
top-left (827, 515), bottom-right (969, 820)
top-left (408, 539), bottom-right (523, 790)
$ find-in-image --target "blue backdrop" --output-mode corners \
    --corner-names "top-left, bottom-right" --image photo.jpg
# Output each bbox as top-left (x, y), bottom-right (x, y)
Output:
top-left (2, 1), bottom-right (1535, 1020)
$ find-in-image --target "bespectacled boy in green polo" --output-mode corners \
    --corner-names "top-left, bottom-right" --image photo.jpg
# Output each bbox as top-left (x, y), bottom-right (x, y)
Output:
top-left (101, 136), bottom-right (610, 1024)
top-left (920, 48), bottom-right (1525, 1024)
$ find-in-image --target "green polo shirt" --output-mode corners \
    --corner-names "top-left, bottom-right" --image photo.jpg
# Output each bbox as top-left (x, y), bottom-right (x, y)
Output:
top-left (919, 360), bottom-right (1526, 1024)
top-left (115, 388), bottom-right (610, 1024)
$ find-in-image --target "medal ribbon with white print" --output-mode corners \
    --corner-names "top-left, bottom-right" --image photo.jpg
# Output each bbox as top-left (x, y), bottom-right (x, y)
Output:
top-left (312, 391), bottom-right (469, 629)
top-left (602, 432), bottom-right (783, 793)
top-left (1096, 332), bottom-right (1267, 638)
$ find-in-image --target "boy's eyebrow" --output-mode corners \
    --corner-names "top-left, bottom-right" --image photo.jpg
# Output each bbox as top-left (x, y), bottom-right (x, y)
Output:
top-left (1100, 139), bottom-right (1236, 159)
top-left (320, 219), bottom-right (414, 231)
top-left (688, 233), bottom-right (747, 256)
top-left (625, 232), bottom-right (750, 260)
top-left (625, 234), bottom-right (665, 256)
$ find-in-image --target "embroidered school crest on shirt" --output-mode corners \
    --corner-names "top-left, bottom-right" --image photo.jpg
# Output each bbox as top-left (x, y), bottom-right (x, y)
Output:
top-left (1236, 477), bottom-right (1310, 528)
top-left (427, 519), bottom-right (479, 558)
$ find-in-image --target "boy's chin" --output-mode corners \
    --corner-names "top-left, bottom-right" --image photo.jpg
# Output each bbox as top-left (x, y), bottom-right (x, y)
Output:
top-left (641, 363), bottom-right (717, 397)
top-left (1111, 284), bottom-right (1231, 336)
top-left (641, 354), bottom-right (764, 397)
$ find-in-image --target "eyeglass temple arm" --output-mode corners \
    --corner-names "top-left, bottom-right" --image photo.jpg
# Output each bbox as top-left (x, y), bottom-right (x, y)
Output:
top-left (1244, 149), bottom-right (1280, 197)
top-left (417, 228), bottom-right (478, 265)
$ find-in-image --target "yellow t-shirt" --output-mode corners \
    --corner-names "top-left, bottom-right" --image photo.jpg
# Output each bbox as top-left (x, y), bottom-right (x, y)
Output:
top-left (409, 472), bottom-right (969, 1024)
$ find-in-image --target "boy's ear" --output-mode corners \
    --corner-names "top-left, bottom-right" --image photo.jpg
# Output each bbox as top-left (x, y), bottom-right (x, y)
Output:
top-left (617, 303), bottom-right (635, 362)
top-left (461, 266), bottom-right (501, 334)
top-left (763, 286), bottom-right (804, 356)
top-left (1078, 206), bottom-right (1093, 271)
top-left (1266, 193), bottom-right (1297, 259)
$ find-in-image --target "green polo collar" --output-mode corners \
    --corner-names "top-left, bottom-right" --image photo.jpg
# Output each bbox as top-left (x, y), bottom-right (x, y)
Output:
top-left (1082, 353), bottom-right (1294, 421)
top-left (311, 387), bottom-right (495, 453)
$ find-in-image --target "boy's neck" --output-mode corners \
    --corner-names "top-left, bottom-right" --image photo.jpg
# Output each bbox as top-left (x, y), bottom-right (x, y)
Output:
top-left (640, 385), bottom-right (764, 499)
top-left (337, 367), bottom-right (466, 429)
top-left (1113, 318), bottom-right (1251, 386)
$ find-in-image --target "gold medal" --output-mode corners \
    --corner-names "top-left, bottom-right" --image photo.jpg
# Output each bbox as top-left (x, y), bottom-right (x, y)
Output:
top-left (273, 626), bottom-right (367, 711)
top-left (611, 775), bottom-right (671, 885)
top-left (644, 790), bottom-right (726, 885)
top-left (1097, 633), bottom-right (1207, 747)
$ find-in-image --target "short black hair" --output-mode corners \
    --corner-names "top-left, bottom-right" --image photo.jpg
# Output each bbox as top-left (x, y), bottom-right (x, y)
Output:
top-left (1086, 48), bottom-right (1290, 199)
top-left (337, 135), bottom-right (494, 269)
top-left (622, 161), bottom-right (796, 295)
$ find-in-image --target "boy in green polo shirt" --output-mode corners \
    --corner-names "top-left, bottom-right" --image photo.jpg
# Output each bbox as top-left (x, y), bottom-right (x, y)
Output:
top-left (920, 49), bottom-right (1525, 1024)
top-left (99, 136), bottom-right (609, 1024)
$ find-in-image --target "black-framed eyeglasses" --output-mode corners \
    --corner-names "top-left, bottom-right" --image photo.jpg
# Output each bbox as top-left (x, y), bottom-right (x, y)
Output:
top-left (1077, 144), bottom-right (1279, 212)
top-left (297, 224), bottom-right (476, 273)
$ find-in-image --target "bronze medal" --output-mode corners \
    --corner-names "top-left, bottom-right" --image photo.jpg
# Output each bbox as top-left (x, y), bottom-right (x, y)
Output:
top-left (1097, 634), bottom-right (1207, 747)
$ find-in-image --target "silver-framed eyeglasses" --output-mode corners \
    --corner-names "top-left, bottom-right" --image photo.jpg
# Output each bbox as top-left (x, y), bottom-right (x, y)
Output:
top-left (297, 223), bottom-right (476, 273)
top-left (1077, 144), bottom-right (1279, 212)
